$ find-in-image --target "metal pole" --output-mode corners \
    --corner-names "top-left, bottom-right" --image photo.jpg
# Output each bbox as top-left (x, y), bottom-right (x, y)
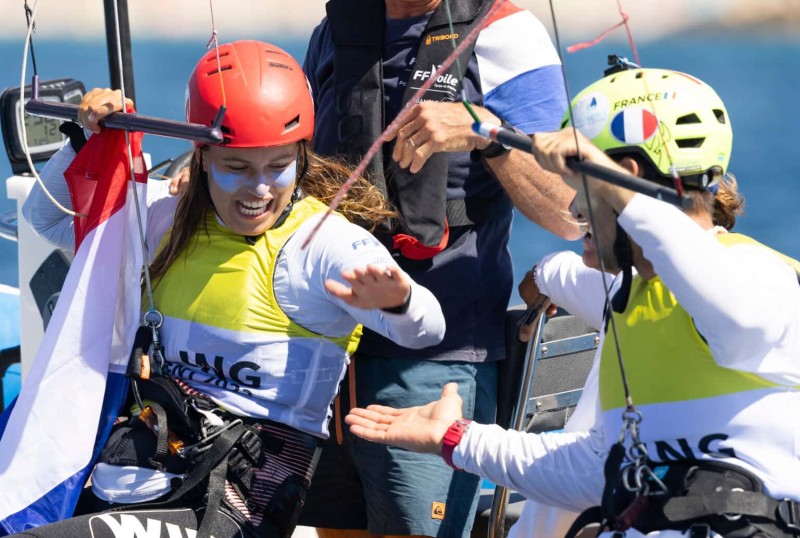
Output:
top-left (103, 0), bottom-right (136, 103)
top-left (487, 309), bottom-right (547, 538)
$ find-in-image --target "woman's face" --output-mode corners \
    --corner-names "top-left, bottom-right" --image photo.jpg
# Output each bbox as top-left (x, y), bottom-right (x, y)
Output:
top-left (203, 143), bottom-right (299, 236)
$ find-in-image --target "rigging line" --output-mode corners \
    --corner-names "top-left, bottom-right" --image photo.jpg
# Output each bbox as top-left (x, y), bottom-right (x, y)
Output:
top-left (206, 0), bottom-right (226, 107)
top-left (18, 0), bottom-right (82, 218)
top-left (23, 1), bottom-right (38, 75)
top-left (301, 0), bottom-right (506, 249)
top-left (110, 0), bottom-right (158, 315)
top-left (547, 0), bottom-right (634, 409)
top-left (616, 0), bottom-right (640, 66)
top-left (565, 1), bottom-right (639, 64)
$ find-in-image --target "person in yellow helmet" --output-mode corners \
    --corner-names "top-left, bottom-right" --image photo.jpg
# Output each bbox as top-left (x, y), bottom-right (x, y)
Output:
top-left (343, 63), bottom-right (800, 538)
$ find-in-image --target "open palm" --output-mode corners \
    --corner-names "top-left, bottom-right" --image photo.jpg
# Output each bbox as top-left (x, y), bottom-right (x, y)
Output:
top-left (345, 383), bottom-right (464, 455)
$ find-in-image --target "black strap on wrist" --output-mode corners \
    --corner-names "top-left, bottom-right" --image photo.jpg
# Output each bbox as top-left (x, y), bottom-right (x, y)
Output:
top-left (476, 119), bottom-right (517, 159)
top-left (382, 288), bottom-right (412, 314)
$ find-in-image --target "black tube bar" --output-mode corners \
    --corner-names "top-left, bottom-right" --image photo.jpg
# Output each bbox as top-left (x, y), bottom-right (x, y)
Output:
top-left (27, 78), bottom-right (224, 145)
top-left (472, 122), bottom-right (692, 209)
top-left (103, 0), bottom-right (136, 103)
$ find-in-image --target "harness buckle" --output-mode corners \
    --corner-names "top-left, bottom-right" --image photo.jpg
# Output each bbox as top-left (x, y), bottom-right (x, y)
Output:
top-left (778, 499), bottom-right (800, 532)
top-left (722, 487), bottom-right (744, 521)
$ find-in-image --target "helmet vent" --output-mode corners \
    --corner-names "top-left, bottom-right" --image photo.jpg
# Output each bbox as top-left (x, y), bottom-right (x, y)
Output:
top-left (283, 115), bottom-right (301, 133)
top-left (675, 113), bottom-right (701, 125)
top-left (675, 137), bottom-right (705, 148)
top-left (207, 65), bottom-right (233, 76)
top-left (205, 51), bottom-right (229, 62)
top-left (713, 109), bottom-right (727, 124)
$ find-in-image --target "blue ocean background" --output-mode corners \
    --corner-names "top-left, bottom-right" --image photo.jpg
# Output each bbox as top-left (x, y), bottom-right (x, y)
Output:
top-left (1, 34), bottom-right (799, 304)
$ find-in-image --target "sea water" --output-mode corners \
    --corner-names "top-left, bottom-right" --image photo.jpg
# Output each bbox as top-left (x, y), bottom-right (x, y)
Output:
top-left (1, 34), bottom-right (799, 304)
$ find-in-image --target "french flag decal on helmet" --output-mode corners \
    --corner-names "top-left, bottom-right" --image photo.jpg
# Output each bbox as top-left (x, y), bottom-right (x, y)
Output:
top-left (610, 107), bottom-right (658, 144)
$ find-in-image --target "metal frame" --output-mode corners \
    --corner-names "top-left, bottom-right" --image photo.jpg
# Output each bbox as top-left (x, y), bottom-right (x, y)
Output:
top-left (487, 315), bottom-right (600, 538)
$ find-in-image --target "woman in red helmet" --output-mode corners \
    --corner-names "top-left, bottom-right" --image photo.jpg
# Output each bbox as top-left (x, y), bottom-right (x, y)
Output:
top-left (18, 40), bottom-right (445, 538)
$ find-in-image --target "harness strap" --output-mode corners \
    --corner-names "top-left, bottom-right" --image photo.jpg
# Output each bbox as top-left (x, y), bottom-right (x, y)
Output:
top-left (168, 424), bottom-right (248, 503)
top-left (563, 506), bottom-right (603, 538)
top-left (196, 452), bottom-right (232, 538)
top-left (665, 494), bottom-right (800, 534)
top-left (142, 402), bottom-right (170, 465)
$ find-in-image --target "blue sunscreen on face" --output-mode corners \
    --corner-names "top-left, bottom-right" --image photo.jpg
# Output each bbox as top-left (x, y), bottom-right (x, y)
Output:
top-left (210, 160), bottom-right (297, 195)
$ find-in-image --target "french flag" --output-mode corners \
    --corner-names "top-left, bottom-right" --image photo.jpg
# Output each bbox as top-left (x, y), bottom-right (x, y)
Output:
top-left (610, 107), bottom-right (659, 145)
top-left (0, 127), bottom-right (147, 533)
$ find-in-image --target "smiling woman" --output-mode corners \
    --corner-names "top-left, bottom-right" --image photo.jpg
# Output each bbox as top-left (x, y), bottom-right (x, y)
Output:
top-left (15, 39), bottom-right (445, 538)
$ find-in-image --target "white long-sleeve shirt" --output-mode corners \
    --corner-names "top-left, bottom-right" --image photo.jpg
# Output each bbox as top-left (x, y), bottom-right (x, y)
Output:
top-left (455, 194), bottom-right (800, 534)
top-left (23, 142), bottom-right (445, 356)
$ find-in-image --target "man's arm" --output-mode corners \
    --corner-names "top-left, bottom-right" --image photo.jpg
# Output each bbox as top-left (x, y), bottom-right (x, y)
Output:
top-left (484, 147), bottom-right (579, 239)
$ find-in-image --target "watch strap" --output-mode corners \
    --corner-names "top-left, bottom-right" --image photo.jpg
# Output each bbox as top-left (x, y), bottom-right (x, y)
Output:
top-left (478, 120), bottom-right (518, 159)
top-left (441, 418), bottom-right (472, 470)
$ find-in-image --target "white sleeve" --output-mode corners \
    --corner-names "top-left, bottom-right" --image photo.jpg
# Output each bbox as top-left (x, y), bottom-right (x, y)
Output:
top-left (618, 194), bottom-right (800, 384)
top-left (21, 139), bottom-right (178, 258)
top-left (276, 215), bottom-right (445, 349)
top-left (21, 141), bottom-right (78, 250)
top-left (144, 179), bottom-right (178, 257)
top-left (535, 251), bottom-right (617, 330)
top-left (452, 423), bottom-right (607, 513)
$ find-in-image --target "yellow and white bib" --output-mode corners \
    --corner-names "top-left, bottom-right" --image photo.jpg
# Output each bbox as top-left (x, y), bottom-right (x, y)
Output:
top-left (152, 197), bottom-right (361, 437)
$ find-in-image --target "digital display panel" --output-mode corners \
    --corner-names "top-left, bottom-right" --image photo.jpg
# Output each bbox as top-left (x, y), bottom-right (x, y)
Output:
top-left (24, 114), bottom-right (62, 149)
top-left (15, 98), bottom-right (65, 154)
top-left (1, 78), bottom-right (85, 174)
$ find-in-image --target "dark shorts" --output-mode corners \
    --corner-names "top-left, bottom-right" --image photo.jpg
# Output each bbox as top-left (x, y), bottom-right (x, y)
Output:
top-left (298, 355), bottom-right (498, 537)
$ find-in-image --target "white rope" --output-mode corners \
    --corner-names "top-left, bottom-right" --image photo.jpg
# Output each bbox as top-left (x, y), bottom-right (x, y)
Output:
top-left (18, 0), bottom-right (81, 217)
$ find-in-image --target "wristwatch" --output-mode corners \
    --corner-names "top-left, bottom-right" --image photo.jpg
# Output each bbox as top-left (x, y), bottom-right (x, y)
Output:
top-left (478, 119), bottom-right (517, 159)
top-left (441, 418), bottom-right (472, 470)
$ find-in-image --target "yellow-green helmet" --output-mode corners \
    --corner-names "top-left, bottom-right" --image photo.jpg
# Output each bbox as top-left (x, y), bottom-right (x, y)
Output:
top-left (563, 66), bottom-right (732, 188)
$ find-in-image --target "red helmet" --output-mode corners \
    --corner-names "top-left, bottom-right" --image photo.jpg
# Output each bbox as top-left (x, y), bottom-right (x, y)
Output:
top-left (186, 40), bottom-right (314, 147)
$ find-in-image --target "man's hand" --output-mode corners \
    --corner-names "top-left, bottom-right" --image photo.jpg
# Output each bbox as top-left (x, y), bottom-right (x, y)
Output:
top-left (387, 102), bottom-right (498, 173)
top-left (345, 382), bottom-right (464, 454)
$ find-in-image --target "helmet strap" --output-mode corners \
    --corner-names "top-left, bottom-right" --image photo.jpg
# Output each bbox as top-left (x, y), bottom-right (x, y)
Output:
top-left (273, 145), bottom-right (306, 230)
top-left (611, 219), bottom-right (634, 314)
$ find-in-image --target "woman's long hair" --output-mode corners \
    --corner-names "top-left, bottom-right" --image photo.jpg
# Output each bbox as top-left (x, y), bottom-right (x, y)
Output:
top-left (148, 143), bottom-right (397, 284)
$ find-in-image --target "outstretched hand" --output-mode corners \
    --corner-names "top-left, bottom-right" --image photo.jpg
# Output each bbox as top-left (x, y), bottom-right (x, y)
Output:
top-left (345, 382), bottom-right (464, 454)
top-left (325, 265), bottom-right (412, 310)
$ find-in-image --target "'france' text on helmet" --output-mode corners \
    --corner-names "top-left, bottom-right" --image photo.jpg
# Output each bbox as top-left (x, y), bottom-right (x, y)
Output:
top-left (564, 68), bottom-right (732, 187)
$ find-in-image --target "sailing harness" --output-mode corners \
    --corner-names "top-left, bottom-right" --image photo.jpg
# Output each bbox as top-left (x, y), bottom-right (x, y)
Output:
top-left (105, 321), bottom-right (321, 538)
top-left (564, 457), bottom-right (800, 538)
top-left (327, 0), bottom-right (512, 260)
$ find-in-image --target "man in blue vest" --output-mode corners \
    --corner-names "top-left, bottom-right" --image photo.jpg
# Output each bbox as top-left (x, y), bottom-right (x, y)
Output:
top-left (298, 1), bottom-right (580, 537)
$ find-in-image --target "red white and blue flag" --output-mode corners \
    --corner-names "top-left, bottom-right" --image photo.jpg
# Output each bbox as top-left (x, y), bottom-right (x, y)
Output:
top-left (610, 107), bottom-right (659, 144)
top-left (0, 128), bottom-right (147, 533)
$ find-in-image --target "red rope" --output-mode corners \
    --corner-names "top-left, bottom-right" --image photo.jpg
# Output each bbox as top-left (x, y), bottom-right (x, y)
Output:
top-left (566, 0), bottom-right (640, 67)
top-left (301, 0), bottom-right (507, 249)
